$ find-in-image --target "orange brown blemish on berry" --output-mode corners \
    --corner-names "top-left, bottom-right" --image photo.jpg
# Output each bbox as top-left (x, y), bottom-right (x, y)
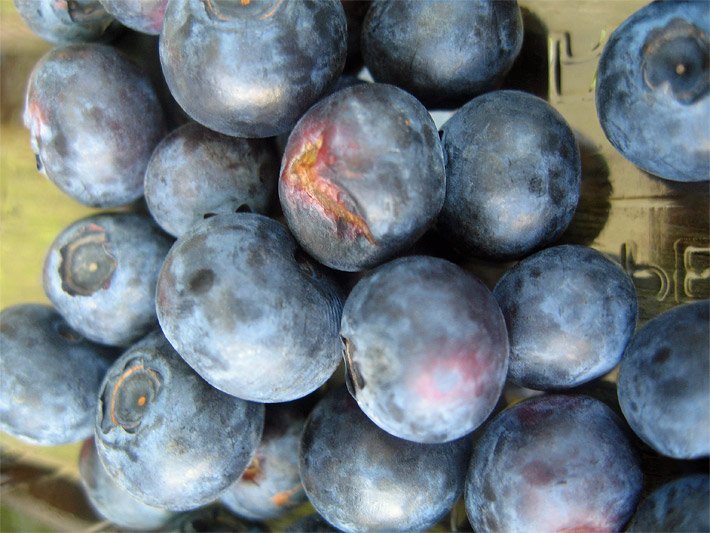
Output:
top-left (271, 483), bottom-right (302, 507)
top-left (283, 135), bottom-right (376, 244)
top-left (241, 455), bottom-right (263, 484)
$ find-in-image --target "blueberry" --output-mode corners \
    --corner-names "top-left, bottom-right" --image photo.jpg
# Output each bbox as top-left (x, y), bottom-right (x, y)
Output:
top-left (628, 474), bottom-right (710, 532)
top-left (465, 394), bottom-right (643, 532)
top-left (0, 304), bottom-right (115, 445)
top-left (299, 386), bottom-right (472, 532)
top-left (79, 437), bottom-right (173, 529)
top-left (14, 0), bottom-right (120, 44)
top-left (279, 83), bottom-right (446, 272)
top-left (596, 1), bottom-right (710, 182)
top-left (493, 244), bottom-right (638, 390)
top-left (159, 0), bottom-right (347, 138)
top-left (438, 90), bottom-right (581, 261)
top-left (362, 0), bottom-right (523, 108)
top-left (618, 300), bottom-right (710, 459)
top-left (340, 255), bottom-right (509, 443)
top-left (43, 212), bottom-right (173, 347)
top-left (94, 330), bottom-right (264, 511)
top-left (99, 0), bottom-right (168, 35)
top-left (24, 43), bottom-right (167, 207)
top-left (156, 212), bottom-right (343, 402)
top-left (144, 122), bottom-right (279, 238)
top-left (220, 403), bottom-right (307, 521)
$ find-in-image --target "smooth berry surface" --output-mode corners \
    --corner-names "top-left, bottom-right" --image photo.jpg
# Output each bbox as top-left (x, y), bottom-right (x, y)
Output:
top-left (628, 474), bottom-right (710, 532)
top-left (438, 89), bottom-right (581, 260)
top-left (618, 300), bottom-right (710, 459)
top-left (144, 121), bottom-right (279, 238)
top-left (299, 386), bottom-right (472, 533)
top-left (493, 244), bottom-right (638, 390)
top-left (279, 83), bottom-right (445, 271)
top-left (0, 304), bottom-right (115, 445)
top-left (596, 1), bottom-right (709, 182)
top-left (340, 255), bottom-right (509, 443)
top-left (79, 438), bottom-right (173, 529)
top-left (94, 330), bottom-right (264, 511)
top-left (465, 394), bottom-right (643, 532)
top-left (156, 213), bottom-right (343, 402)
top-left (24, 44), bottom-right (166, 207)
top-left (362, 0), bottom-right (523, 108)
top-left (159, 0), bottom-right (347, 138)
top-left (43, 212), bottom-right (173, 347)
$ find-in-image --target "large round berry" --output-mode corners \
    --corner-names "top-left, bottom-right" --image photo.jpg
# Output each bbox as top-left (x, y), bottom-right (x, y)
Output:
top-left (618, 301), bottom-right (710, 459)
top-left (362, 0), bottom-right (523, 107)
top-left (299, 386), bottom-right (471, 532)
top-left (43, 213), bottom-right (173, 347)
top-left (144, 122), bottom-right (279, 238)
top-left (596, 1), bottom-right (709, 182)
top-left (493, 245), bottom-right (638, 390)
top-left (279, 83), bottom-right (446, 271)
top-left (465, 394), bottom-right (643, 532)
top-left (0, 304), bottom-right (115, 445)
top-left (156, 213), bottom-right (343, 402)
top-left (340, 255), bottom-right (508, 443)
top-left (438, 90), bottom-right (581, 260)
top-left (95, 331), bottom-right (264, 511)
top-left (159, 0), bottom-right (347, 138)
top-left (24, 44), bottom-right (166, 207)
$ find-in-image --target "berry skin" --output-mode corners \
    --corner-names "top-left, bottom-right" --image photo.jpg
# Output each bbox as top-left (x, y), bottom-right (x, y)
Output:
top-left (24, 43), bottom-right (166, 207)
top-left (438, 90), bottom-right (581, 261)
top-left (159, 0), bottom-right (347, 138)
top-left (43, 212), bottom-right (173, 347)
top-left (596, 0), bottom-right (710, 182)
top-left (299, 386), bottom-right (472, 533)
top-left (362, 0), bottom-right (523, 108)
top-left (94, 330), bottom-right (265, 511)
top-left (279, 83), bottom-right (446, 272)
top-left (465, 394), bottom-right (643, 533)
top-left (99, 0), bottom-right (168, 35)
top-left (144, 121), bottom-right (279, 238)
top-left (493, 244), bottom-right (638, 390)
top-left (618, 300), bottom-right (710, 459)
top-left (79, 438), bottom-right (173, 529)
top-left (156, 213), bottom-right (343, 402)
top-left (0, 304), bottom-right (116, 445)
top-left (340, 255), bottom-right (509, 443)
top-left (14, 0), bottom-right (119, 44)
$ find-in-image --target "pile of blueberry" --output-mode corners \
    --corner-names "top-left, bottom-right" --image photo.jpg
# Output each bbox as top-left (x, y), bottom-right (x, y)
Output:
top-left (2, 0), bottom-right (709, 531)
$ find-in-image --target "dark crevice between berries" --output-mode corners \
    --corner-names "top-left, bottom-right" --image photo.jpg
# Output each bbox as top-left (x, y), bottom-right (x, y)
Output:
top-left (294, 248), bottom-right (319, 279)
top-left (642, 18), bottom-right (709, 104)
top-left (53, 319), bottom-right (82, 343)
top-left (342, 335), bottom-right (365, 399)
top-left (59, 225), bottom-right (117, 297)
top-left (100, 359), bottom-right (162, 434)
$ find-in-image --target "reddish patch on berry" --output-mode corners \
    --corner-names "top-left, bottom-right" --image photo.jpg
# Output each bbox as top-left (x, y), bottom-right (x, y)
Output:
top-left (282, 134), bottom-right (375, 244)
